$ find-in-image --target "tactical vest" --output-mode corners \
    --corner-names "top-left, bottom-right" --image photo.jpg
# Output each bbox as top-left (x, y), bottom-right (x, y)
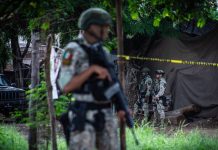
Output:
top-left (72, 39), bottom-right (115, 102)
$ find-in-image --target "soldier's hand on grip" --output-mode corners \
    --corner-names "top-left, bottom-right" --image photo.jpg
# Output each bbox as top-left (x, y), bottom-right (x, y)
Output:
top-left (90, 65), bottom-right (112, 81)
top-left (117, 110), bottom-right (126, 122)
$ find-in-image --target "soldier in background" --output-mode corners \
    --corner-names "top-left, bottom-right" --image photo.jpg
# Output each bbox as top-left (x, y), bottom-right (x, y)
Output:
top-left (134, 67), bottom-right (152, 121)
top-left (152, 70), bottom-right (167, 127)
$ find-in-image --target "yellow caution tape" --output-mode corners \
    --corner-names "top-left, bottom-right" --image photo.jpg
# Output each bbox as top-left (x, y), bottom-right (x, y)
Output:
top-left (171, 60), bottom-right (182, 64)
top-left (116, 55), bottom-right (218, 67)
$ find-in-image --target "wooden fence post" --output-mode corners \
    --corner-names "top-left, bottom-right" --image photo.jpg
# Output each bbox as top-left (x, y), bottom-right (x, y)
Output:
top-left (45, 35), bottom-right (58, 150)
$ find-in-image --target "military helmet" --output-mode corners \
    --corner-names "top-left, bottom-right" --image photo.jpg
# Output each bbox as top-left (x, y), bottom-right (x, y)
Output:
top-left (155, 69), bottom-right (165, 75)
top-left (141, 67), bottom-right (150, 73)
top-left (78, 8), bottom-right (112, 30)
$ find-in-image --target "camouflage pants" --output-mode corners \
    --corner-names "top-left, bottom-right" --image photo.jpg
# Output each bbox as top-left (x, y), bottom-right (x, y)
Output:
top-left (69, 109), bottom-right (119, 150)
top-left (133, 97), bottom-right (149, 121)
top-left (153, 99), bottom-right (165, 125)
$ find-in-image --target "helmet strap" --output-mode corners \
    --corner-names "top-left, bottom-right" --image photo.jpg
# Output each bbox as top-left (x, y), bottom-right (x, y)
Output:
top-left (86, 25), bottom-right (104, 43)
top-left (100, 26), bottom-right (104, 40)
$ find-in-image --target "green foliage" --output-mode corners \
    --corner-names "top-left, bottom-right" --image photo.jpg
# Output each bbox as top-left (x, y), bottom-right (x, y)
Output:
top-left (28, 19), bottom-right (40, 31)
top-left (11, 71), bottom-right (72, 147)
top-left (153, 16), bottom-right (161, 27)
top-left (12, 71), bottom-right (71, 125)
top-left (104, 37), bottom-right (117, 51)
top-left (41, 22), bottom-right (50, 31)
top-left (25, 73), bottom-right (71, 126)
top-left (0, 0), bottom-right (217, 71)
top-left (210, 9), bottom-right (218, 21)
top-left (0, 125), bottom-right (28, 150)
top-left (1, 0), bottom-right (217, 48)
top-left (125, 0), bottom-right (218, 37)
top-left (54, 94), bottom-right (73, 117)
top-left (25, 80), bottom-right (49, 127)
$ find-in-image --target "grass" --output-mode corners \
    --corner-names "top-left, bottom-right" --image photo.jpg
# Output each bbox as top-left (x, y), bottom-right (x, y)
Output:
top-left (1, 124), bottom-right (218, 150)
top-left (57, 137), bottom-right (67, 150)
top-left (0, 125), bottom-right (28, 150)
top-left (126, 124), bottom-right (218, 150)
top-left (0, 124), bottom-right (67, 150)
top-left (38, 136), bottom-right (67, 150)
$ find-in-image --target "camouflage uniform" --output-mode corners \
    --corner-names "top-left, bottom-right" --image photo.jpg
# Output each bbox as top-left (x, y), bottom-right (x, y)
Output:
top-left (152, 70), bottom-right (167, 126)
top-left (134, 68), bottom-right (152, 121)
top-left (58, 37), bottom-right (119, 150)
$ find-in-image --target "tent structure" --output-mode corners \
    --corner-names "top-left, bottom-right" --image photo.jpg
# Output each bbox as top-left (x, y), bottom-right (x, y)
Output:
top-left (139, 23), bottom-right (218, 118)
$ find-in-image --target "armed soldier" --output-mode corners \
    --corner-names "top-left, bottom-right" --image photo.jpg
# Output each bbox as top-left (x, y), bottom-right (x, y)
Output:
top-left (134, 67), bottom-right (152, 121)
top-left (58, 8), bottom-right (126, 150)
top-left (152, 70), bottom-right (167, 127)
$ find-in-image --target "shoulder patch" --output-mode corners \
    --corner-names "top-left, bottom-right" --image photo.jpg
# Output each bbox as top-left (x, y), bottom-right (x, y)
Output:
top-left (62, 49), bottom-right (73, 66)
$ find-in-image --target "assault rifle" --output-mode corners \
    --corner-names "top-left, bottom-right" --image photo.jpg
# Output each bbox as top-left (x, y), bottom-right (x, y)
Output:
top-left (79, 42), bottom-right (139, 145)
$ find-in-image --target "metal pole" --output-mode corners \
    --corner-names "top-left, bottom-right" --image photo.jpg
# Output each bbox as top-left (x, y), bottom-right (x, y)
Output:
top-left (115, 0), bottom-right (126, 150)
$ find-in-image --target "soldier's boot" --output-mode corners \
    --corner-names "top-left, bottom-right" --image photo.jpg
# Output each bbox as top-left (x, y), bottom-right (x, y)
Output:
top-left (144, 114), bottom-right (148, 123)
top-left (160, 119), bottom-right (165, 128)
top-left (133, 103), bottom-right (138, 118)
top-left (153, 110), bottom-right (159, 127)
top-left (159, 100), bottom-right (165, 128)
top-left (152, 104), bottom-right (157, 126)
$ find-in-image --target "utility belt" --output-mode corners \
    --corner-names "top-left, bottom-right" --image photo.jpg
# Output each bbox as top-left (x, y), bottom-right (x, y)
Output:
top-left (152, 96), bottom-right (168, 106)
top-left (68, 101), bottom-right (112, 130)
top-left (60, 100), bottom-right (112, 144)
top-left (71, 101), bottom-right (112, 110)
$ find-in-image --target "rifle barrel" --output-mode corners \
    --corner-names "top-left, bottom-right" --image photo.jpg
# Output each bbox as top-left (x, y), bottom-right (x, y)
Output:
top-left (131, 129), bottom-right (139, 145)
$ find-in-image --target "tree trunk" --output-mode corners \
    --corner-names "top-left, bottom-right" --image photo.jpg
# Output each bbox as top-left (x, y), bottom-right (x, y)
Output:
top-left (45, 35), bottom-right (57, 150)
top-left (29, 31), bottom-right (40, 150)
top-left (10, 33), bottom-right (24, 88)
top-left (125, 61), bottom-right (140, 110)
top-left (115, 0), bottom-right (126, 150)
